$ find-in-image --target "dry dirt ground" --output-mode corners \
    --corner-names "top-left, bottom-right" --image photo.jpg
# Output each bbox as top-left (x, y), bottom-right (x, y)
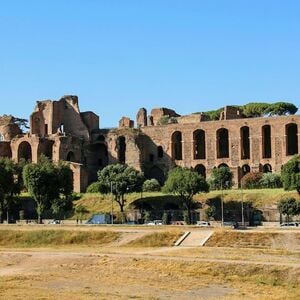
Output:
top-left (0, 226), bottom-right (300, 300)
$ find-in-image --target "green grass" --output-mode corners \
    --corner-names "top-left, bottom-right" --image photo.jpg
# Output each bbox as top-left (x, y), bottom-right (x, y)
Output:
top-left (73, 189), bottom-right (299, 217)
top-left (0, 230), bottom-right (120, 248)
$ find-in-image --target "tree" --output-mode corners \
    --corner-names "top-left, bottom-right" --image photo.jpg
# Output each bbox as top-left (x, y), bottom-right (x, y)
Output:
top-left (265, 102), bottom-right (298, 116)
top-left (281, 155), bottom-right (300, 194)
top-left (208, 166), bottom-right (233, 190)
top-left (259, 173), bottom-right (282, 188)
top-left (97, 164), bottom-right (145, 214)
top-left (23, 157), bottom-right (62, 223)
top-left (163, 167), bottom-right (209, 224)
top-left (0, 158), bottom-right (22, 223)
top-left (278, 198), bottom-right (300, 223)
top-left (142, 179), bottom-right (161, 192)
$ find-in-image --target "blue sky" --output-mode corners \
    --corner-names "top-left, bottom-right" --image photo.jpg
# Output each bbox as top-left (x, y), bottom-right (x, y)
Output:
top-left (1, 0), bottom-right (300, 127)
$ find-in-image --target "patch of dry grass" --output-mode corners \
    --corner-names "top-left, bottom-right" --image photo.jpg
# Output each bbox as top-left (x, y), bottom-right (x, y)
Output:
top-left (0, 230), bottom-right (120, 248)
top-left (124, 230), bottom-right (182, 247)
top-left (205, 230), bottom-right (300, 249)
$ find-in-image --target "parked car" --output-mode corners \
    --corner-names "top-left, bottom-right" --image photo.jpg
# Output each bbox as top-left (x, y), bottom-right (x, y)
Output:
top-left (146, 220), bottom-right (163, 225)
top-left (48, 219), bottom-right (60, 224)
top-left (196, 221), bottom-right (211, 227)
top-left (280, 222), bottom-right (299, 227)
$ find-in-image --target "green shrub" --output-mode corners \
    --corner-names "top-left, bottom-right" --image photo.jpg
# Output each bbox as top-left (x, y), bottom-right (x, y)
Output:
top-left (86, 181), bottom-right (101, 193)
top-left (143, 179), bottom-right (161, 192)
top-left (208, 166), bottom-right (233, 190)
top-left (259, 173), bottom-right (282, 188)
top-left (281, 155), bottom-right (300, 194)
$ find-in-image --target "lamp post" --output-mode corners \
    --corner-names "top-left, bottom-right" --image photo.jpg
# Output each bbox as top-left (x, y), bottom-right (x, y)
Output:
top-left (221, 182), bottom-right (224, 227)
top-left (241, 183), bottom-right (245, 227)
top-left (110, 182), bottom-right (114, 225)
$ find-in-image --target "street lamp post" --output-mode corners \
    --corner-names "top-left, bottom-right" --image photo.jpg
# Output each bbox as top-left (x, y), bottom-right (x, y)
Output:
top-left (241, 183), bottom-right (245, 227)
top-left (110, 182), bottom-right (114, 225)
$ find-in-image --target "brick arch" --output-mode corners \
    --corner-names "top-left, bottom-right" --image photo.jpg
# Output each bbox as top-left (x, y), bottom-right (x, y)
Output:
top-left (240, 126), bottom-right (250, 159)
top-left (18, 141), bottom-right (32, 162)
top-left (216, 128), bottom-right (229, 158)
top-left (193, 129), bottom-right (206, 159)
top-left (194, 164), bottom-right (206, 178)
top-left (171, 131), bottom-right (182, 160)
top-left (286, 123), bottom-right (298, 155)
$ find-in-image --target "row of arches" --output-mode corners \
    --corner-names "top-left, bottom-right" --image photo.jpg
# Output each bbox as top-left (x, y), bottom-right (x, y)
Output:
top-left (193, 163), bottom-right (273, 180)
top-left (171, 123), bottom-right (299, 161)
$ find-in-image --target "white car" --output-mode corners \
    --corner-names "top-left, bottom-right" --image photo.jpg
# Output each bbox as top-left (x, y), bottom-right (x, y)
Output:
top-left (280, 222), bottom-right (299, 228)
top-left (147, 220), bottom-right (163, 225)
top-left (196, 221), bottom-right (211, 227)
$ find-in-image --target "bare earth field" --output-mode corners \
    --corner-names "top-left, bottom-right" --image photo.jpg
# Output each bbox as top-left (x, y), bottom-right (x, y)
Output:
top-left (0, 225), bottom-right (300, 300)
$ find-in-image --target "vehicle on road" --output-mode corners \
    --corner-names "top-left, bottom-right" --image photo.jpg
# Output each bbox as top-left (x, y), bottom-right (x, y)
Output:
top-left (280, 222), bottom-right (299, 227)
top-left (196, 221), bottom-right (211, 227)
top-left (146, 220), bottom-right (163, 225)
top-left (48, 219), bottom-right (61, 224)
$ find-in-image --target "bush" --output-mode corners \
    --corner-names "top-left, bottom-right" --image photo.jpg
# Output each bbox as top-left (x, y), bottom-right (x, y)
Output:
top-left (259, 173), bottom-right (282, 188)
top-left (241, 172), bottom-right (263, 189)
top-left (281, 155), bottom-right (300, 194)
top-left (86, 182), bottom-right (106, 193)
top-left (208, 166), bottom-right (233, 190)
top-left (143, 179), bottom-right (161, 192)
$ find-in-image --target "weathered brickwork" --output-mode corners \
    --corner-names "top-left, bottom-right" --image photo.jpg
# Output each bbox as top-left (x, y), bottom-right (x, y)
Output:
top-left (0, 96), bottom-right (299, 191)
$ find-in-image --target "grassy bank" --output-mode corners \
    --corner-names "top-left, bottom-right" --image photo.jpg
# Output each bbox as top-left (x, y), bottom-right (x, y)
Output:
top-left (0, 230), bottom-right (120, 248)
top-left (73, 188), bottom-right (299, 217)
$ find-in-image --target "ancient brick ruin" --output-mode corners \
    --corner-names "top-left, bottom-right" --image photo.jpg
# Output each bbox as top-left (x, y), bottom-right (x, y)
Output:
top-left (0, 96), bottom-right (299, 192)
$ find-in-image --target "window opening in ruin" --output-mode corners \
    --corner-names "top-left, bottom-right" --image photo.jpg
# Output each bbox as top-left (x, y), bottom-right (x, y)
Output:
top-left (262, 125), bottom-right (271, 158)
top-left (0, 134), bottom-right (4, 141)
top-left (240, 126), bottom-right (250, 159)
top-left (217, 128), bottom-right (229, 158)
top-left (98, 159), bottom-right (103, 166)
top-left (117, 136), bottom-right (126, 163)
top-left (157, 146), bottom-right (163, 159)
top-left (262, 163), bottom-right (272, 173)
top-left (194, 164), bottom-right (206, 178)
top-left (18, 141), bottom-right (32, 162)
top-left (149, 154), bottom-right (154, 162)
top-left (241, 164), bottom-right (250, 177)
top-left (286, 123), bottom-right (298, 155)
top-left (44, 124), bottom-right (48, 135)
top-left (171, 131), bottom-right (182, 160)
top-left (66, 151), bottom-right (75, 162)
top-left (193, 130), bottom-right (206, 159)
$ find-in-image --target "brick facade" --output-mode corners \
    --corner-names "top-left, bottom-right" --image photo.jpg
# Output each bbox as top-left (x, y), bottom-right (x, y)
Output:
top-left (0, 96), bottom-right (299, 191)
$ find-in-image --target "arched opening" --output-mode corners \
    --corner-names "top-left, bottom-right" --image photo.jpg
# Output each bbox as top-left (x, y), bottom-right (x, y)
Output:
top-left (163, 203), bottom-right (179, 210)
top-left (157, 146), bottom-right (163, 159)
top-left (0, 133), bottom-right (4, 141)
top-left (262, 125), bottom-right (271, 158)
top-left (193, 130), bottom-right (206, 159)
top-left (171, 131), bottom-right (182, 160)
top-left (241, 164), bottom-right (250, 177)
top-left (194, 164), bottom-right (206, 178)
top-left (217, 128), bottom-right (229, 158)
top-left (18, 141), bottom-right (32, 162)
top-left (286, 123), bottom-right (298, 155)
top-left (116, 136), bottom-right (126, 163)
top-left (66, 151), bottom-right (75, 162)
top-left (262, 163), bottom-right (272, 173)
top-left (240, 126), bottom-right (250, 159)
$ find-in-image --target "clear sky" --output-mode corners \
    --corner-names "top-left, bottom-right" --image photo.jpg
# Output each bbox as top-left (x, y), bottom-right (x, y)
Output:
top-left (1, 0), bottom-right (300, 128)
